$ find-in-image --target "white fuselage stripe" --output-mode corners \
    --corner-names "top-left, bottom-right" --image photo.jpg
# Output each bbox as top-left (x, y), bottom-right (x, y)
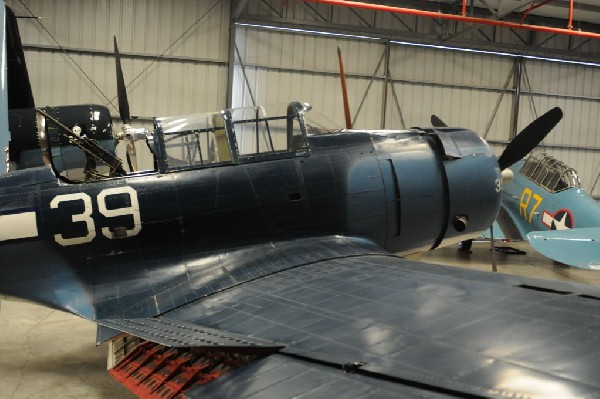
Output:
top-left (0, 212), bottom-right (39, 241)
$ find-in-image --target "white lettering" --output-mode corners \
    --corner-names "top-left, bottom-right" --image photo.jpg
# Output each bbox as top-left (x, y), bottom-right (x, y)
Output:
top-left (50, 193), bottom-right (96, 246)
top-left (97, 186), bottom-right (141, 239)
top-left (50, 187), bottom-right (142, 246)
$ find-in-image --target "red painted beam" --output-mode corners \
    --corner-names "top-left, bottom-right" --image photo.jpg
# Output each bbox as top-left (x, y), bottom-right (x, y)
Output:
top-left (521, 1), bottom-right (555, 24)
top-left (568, 0), bottom-right (575, 30)
top-left (303, 0), bottom-right (600, 40)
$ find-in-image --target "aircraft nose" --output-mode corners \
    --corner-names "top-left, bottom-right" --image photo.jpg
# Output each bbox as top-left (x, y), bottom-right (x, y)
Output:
top-left (373, 129), bottom-right (502, 253)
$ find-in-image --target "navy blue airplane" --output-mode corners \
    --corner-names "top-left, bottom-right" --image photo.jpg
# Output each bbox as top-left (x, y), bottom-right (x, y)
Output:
top-left (1, 3), bottom-right (600, 398)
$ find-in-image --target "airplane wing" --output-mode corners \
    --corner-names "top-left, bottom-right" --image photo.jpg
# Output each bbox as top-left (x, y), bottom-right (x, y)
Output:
top-left (98, 237), bottom-right (600, 398)
top-left (527, 227), bottom-right (600, 270)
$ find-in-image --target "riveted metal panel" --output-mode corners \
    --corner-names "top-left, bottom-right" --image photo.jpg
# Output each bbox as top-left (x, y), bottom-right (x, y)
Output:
top-left (166, 254), bottom-right (600, 399)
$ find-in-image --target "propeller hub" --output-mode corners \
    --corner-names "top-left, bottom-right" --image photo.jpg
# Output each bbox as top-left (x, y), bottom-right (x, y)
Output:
top-left (501, 168), bottom-right (514, 186)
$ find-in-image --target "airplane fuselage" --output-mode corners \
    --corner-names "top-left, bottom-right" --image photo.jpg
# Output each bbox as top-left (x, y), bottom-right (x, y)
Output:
top-left (0, 128), bottom-right (501, 318)
top-left (502, 159), bottom-right (600, 235)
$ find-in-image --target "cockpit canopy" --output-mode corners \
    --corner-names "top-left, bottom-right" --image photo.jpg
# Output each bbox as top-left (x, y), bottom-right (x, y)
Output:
top-left (152, 101), bottom-right (310, 172)
top-left (519, 152), bottom-right (581, 193)
top-left (36, 101), bottom-right (312, 182)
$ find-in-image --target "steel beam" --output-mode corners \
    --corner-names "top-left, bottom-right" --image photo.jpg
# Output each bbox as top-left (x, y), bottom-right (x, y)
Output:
top-left (236, 15), bottom-right (600, 65)
top-left (21, 44), bottom-right (228, 66)
top-left (304, 0), bottom-right (600, 40)
top-left (510, 57), bottom-right (524, 140)
top-left (352, 48), bottom-right (386, 126)
top-left (381, 41), bottom-right (390, 128)
top-left (483, 66), bottom-right (515, 139)
top-left (234, 44), bottom-right (256, 106)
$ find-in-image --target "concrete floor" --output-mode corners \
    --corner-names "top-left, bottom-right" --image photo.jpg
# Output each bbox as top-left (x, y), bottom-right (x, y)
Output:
top-left (419, 240), bottom-right (600, 286)
top-left (0, 300), bottom-right (135, 399)
top-left (1, 240), bottom-right (599, 398)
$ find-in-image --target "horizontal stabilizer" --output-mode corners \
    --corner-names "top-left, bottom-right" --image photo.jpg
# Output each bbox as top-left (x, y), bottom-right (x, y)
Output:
top-left (527, 227), bottom-right (600, 270)
top-left (98, 318), bottom-right (283, 349)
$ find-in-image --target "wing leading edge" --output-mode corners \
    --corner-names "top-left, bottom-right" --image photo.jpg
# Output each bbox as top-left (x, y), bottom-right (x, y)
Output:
top-left (528, 227), bottom-right (600, 270)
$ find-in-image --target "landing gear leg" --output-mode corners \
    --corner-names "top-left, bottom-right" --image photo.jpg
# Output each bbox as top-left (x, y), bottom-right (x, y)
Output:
top-left (458, 239), bottom-right (473, 254)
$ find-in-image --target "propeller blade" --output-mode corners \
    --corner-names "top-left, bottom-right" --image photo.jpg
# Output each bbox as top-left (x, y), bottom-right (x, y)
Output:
top-left (114, 36), bottom-right (131, 125)
top-left (431, 114), bottom-right (447, 128)
top-left (337, 46), bottom-right (352, 129)
top-left (498, 107), bottom-right (562, 171)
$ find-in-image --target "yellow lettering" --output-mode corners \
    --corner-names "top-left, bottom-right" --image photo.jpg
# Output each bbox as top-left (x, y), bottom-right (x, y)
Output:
top-left (520, 187), bottom-right (532, 221)
top-left (529, 193), bottom-right (543, 223)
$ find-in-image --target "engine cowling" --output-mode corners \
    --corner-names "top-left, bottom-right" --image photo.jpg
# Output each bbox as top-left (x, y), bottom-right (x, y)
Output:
top-left (372, 128), bottom-right (502, 254)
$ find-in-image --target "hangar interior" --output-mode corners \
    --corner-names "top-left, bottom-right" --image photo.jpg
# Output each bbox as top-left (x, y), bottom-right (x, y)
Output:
top-left (2, 1), bottom-right (600, 398)
top-left (6, 0), bottom-right (600, 193)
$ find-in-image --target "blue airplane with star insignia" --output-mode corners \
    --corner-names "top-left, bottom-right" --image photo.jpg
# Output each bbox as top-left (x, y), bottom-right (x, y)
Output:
top-left (2, 2), bottom-right (600, 398)
top-left (431, 114), bottom-right (600, 270)
top-left (497, 152), bottom-right (600, 270)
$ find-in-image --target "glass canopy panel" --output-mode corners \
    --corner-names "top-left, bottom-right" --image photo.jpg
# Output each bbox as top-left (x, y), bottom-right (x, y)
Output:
top-left (157, 111), bottom-right (232, 169)
top-left (519, 152), bottom-right (581, 192)
top-left (229, 103), bottom-right (309, 157)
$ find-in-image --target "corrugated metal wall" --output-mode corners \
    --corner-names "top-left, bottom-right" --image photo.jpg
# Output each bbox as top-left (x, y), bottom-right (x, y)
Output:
top-left (519, 59), bottom-right (600, 193)
top-left (233, 22), bottom-right (600, 194)
top-left (7, 0), bottom-right (600, 194)
top-left (6, 0), bottom-right (231, 130)
top-left (232, 26), bottom-right (515, 139)
top-left (232, 28), bottom-right (386, 129)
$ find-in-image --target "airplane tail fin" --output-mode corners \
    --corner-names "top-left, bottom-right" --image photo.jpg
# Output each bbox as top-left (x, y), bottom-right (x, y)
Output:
top-left (0, 4), bottom-right (35, 174)
top-left (5, 5), bottom-right (34, 109)
top-left (527, 227), bottom-right (600, 270)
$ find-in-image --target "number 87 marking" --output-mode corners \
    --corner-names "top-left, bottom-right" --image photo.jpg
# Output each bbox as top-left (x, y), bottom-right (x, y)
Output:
top-left (519, 187), bottom-right (543, 223)
top-left (50, 187), bottom-right (141, 246)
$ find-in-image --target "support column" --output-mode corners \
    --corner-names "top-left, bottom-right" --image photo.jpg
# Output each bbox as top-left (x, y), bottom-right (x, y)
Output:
top-left (380, 40), bottom-right (391, 129)
top-left (510, 57), bottom-right (524, 140)
top-left (227, 0), bottom-right (248, 108)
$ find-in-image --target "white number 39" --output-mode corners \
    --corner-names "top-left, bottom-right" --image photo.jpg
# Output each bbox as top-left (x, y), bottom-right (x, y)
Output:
top-left (50, 187), bottom-right (141, 246)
